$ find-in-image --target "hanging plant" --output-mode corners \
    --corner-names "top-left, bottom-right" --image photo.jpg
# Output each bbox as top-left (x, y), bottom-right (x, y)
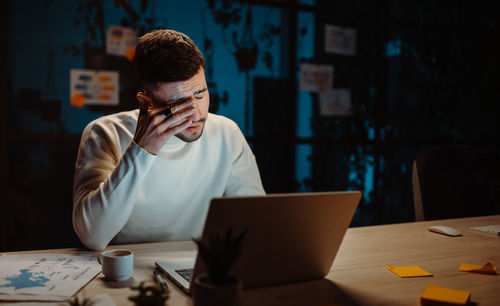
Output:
top-left (62, 0), bottom-right (157, 111)
top-left (205, 0), bottom-right (281, 73)
top-left (64, 0), bottom-right (155, 58)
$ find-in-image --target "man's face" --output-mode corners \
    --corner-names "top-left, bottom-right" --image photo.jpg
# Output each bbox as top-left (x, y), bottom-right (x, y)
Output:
top-left (148, 68), bottom-right (210, 142)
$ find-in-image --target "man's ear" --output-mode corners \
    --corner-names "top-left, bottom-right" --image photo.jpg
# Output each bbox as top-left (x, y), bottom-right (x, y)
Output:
top-left (136, 92), bottom-right (153, 110)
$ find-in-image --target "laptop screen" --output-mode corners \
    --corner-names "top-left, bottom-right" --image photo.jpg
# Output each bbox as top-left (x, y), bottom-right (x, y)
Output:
top-left (192, 191), bottom-right (361, 288)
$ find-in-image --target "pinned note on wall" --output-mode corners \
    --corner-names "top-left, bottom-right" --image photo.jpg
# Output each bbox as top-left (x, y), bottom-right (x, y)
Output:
top-left (299, 63), bottom-right (334, 93)
top-left (319, 89), bottom-right (353, 116)
top-left (70, 69), bottom-right (119, 107)
top-left (106, 25), bottom-right (137, 61)
top-left (324, 24), bottom-right (357, 56)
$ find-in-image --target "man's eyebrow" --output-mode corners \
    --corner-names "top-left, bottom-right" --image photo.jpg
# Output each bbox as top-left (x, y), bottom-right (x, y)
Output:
top-left (194, 88), bottom-right (208, 95)
top-left (162, 88), bottom-right (208, 105)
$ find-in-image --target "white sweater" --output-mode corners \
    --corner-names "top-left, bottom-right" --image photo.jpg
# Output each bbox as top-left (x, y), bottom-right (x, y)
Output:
top-left (72, 110), bottom-right (265, 250)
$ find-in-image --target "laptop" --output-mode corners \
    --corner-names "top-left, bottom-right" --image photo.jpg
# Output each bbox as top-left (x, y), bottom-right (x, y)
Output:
top-left (155, 191), bottom-right (361, 294)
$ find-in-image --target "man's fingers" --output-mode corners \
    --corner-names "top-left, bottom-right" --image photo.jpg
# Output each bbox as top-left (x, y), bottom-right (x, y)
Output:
top-left (149, 107), bottom-right (195, 138)
top-left (136, 93), bottom-right (151, 116)
top-left (149, 99), bottom-right (195, 118)
top-left (151, 105), bottom-right (196, 128)
top-left (169, 99), bottom-right (195, 114)
top-left (163, 119), bottom-right (193, 137)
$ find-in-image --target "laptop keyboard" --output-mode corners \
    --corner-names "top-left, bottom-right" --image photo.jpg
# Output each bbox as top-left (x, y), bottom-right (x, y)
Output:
top-left (175, 268), bottom-right (193, 282)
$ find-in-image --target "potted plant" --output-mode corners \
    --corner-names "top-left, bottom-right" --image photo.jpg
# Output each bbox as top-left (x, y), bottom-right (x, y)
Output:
top-left (192, 227), bottom-right (247, 306)
top-left (128, 281), bottom-right (169, 306)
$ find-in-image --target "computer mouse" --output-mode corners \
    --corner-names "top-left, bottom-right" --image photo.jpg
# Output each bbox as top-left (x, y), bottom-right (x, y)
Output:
top-left (428, 225), bottom-right (462, 237)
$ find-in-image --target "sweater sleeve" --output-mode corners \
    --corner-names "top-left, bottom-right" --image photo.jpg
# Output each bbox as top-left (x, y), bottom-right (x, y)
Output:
top-left (224, 122), bottom-right (266, 196)
top-left (72, 122), bottom-right (156, 250)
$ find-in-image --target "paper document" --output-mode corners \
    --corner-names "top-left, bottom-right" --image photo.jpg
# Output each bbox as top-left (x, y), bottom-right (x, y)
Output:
top-left (470, 224), bottom-right (500, 236)
top-left (106, 25), bottom-right (137, 59)
top-left (319, 89), bottom-right (353, 116)
top-left (70, 69), bottom-right (120, 106)
top-left (324, 24), bottom-right (357, 56)
top-left (0, 293), bottom-right (116, 306)
top-left (0, 254), bottom-right (101, 301)
top-left (299, 63), bottom-right (334, 93)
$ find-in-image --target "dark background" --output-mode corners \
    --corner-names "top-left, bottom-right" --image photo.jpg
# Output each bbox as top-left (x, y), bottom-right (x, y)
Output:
top-left (2, 0), bottom-right (500, 251)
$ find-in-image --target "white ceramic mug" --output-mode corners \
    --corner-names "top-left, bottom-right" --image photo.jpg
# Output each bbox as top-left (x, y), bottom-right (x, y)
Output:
top-left (98, 249), bottom-right (134, 281)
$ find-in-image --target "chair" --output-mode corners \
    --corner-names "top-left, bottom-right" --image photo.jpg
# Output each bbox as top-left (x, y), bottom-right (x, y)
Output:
top-left (412, 144), bottom-right (500, 221)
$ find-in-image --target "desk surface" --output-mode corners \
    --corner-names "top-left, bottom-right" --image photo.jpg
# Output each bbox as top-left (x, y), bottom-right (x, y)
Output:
top-left (4, 215), bottom-right (500, 305)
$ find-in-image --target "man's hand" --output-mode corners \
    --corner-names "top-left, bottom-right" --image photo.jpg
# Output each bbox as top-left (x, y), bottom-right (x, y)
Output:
top-left (133, 92), bottom-right (196, 154)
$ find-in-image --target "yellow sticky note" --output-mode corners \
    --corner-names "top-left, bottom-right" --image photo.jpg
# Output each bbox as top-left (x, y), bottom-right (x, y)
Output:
top-left (386, 265), bottom-right (433, 278)
top-left (70, 93), bottom-right (86, 108)
top-left (459, 262), bottom-right (497, 275)
top-left (421, 284), bottom-right (471, 305)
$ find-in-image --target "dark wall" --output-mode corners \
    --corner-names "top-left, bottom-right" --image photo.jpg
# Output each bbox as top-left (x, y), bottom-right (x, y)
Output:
top-left (308, 0), bottom-right (500, 225)
top-left (3, 0), bottom-right (500, 251)
top-left (1, 0), bottom-right (9, 251)
top-left (4, 140), bottom-right (82, 251)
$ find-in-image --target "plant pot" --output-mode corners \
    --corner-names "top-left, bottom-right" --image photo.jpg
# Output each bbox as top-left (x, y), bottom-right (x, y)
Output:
top-left (192, 274), bottom-right (242, 306)
top-left (235, 45), bottom-right (258, 72)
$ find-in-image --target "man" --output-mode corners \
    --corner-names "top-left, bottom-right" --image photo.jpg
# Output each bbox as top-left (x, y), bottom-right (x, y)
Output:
top-left (72, 29), bottom-right (265, 251)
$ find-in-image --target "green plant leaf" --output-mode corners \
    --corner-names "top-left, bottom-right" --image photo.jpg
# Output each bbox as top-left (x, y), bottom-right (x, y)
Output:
top-left (193, 227), bottom-right (247, 285)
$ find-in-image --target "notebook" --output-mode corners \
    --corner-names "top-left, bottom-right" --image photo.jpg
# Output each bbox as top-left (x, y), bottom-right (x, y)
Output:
top-left (470, 224), bottom-right (500, 236)
top-left (155, 191), bottom-right (361, 294)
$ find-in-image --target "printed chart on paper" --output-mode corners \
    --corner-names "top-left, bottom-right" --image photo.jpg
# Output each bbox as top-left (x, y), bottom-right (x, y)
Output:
top-left (0, 254), bottom-right (101, 300)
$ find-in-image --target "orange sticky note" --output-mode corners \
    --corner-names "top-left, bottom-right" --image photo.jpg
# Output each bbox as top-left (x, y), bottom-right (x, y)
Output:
top-left (70, 93), bottom-right (86, 108)
top-left (386, 265), bottom-right (433, 278)
top-left (421, 284), bottom-right (471, 305)
top-left (459, 262), bottom-right (497, 275)
top-left (125, 47), bottom-right (135, 62)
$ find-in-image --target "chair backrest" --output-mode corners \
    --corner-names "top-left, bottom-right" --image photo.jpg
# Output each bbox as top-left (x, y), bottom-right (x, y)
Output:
top-left (412, 144), bottom-right (500, 221)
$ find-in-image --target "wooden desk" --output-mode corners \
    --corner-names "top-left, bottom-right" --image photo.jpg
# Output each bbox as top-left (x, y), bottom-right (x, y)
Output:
top-left (4, 215), bottom-right (500, 305)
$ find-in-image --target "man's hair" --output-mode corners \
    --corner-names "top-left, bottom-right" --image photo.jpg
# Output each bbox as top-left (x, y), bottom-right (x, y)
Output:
top-left (135, 29), bottom-right (205, 90)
